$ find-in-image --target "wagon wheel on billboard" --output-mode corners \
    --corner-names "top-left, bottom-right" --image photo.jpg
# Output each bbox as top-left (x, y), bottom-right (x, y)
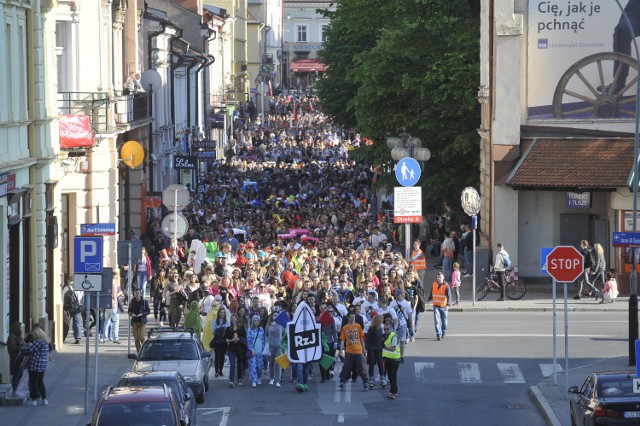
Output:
top-left (552, 53), bottom-right (638, 119)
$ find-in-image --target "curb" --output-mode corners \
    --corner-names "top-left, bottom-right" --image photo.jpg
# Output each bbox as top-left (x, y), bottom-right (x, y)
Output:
top-left (449, 306), bottom-right (628, 313)
top-left (529, 385), bottom-right (562, 426)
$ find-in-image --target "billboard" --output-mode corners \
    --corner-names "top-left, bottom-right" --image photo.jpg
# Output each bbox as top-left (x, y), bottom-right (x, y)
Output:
top-left (527, 1), bottom-right (637, 120)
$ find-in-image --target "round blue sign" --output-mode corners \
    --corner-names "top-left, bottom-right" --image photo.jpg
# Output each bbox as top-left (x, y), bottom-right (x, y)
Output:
top-left (395, 157), bottom-right (421, 187)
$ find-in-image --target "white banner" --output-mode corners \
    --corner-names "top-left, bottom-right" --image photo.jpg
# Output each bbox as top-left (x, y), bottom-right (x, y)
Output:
top-left (527, 0), bottom-right (637, 120)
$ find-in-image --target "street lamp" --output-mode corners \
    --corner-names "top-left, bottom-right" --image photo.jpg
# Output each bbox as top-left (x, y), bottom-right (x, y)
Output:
top-left (386, 128), bottom-right (431, 259)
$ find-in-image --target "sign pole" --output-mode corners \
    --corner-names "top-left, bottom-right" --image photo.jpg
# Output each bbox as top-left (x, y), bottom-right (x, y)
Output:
top-left (84, 293), bottom-right (90, 414)
top-left (564, 282), bottom-right (569, 396)
top-left (472, 216), bottom-right (477, 307)
top-left (404, 224), bottom-right (411, 260)
top-left (127, 243), bottom-right (132, 356)
top-left (553, 279), bottom-right (557, 385)
top-left (173, 189), bottom-right (178, 253)
top-left (94, 291), bottom-right (100, 401)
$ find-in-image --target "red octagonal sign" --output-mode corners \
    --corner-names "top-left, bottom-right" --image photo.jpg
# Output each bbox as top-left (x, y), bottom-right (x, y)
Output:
top-left (546, 246), bottom-right (584, 283)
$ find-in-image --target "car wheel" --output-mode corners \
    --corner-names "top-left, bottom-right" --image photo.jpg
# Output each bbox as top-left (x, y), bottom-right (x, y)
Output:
top-left (196, 389), bottom-right (205, 404)
top-left (204, 375), bottom-right (209, 392)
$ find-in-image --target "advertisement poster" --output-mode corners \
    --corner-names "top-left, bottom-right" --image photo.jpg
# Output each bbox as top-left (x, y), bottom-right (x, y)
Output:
top-left (527, 0), bottom-right (637, 120)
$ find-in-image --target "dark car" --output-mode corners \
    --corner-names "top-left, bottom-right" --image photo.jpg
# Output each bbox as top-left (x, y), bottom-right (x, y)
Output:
top-left (569, 371), bottom-right (640, 425)
top-left (88, 385), bottom-right (185, 426)
top-left (117, 371), bottom-right (196, 426)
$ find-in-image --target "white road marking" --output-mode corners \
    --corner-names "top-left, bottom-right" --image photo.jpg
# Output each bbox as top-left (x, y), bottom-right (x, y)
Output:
top-left (447, 334), bottom-right (609, 338)
top-left (458, 363), bottom-right (482, 383)
top-left (414, 362), bottom-right (435, 382)
top-left (334, 380), bottom-right (341, 402)
top-left (497, 363), bottom-right (526, 384)
top-left (196, 407), bottom-right (231, 426)
top-left (540, 363), bottom-right (563, 377)
top-left (345, 381), bottom-right (352, 403)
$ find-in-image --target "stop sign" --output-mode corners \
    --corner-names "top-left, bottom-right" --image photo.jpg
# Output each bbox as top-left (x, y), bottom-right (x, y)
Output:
top-left (546, 246), bottom-right (584, 282)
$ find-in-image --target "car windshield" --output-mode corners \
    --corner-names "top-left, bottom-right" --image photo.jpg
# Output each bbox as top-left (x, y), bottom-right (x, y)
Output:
top-left (116, 379), bottom-right (181, 402)
top-left (97, 401), bottom-right (176, 426)
top-left (597, 378), bottom-right (636, 398)
top-left (139, 340), bottom-right (199, 360)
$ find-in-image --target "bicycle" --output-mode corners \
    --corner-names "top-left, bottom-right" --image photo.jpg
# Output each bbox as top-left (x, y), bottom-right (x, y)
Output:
top-left (475, 266), bottom-right (526, 301)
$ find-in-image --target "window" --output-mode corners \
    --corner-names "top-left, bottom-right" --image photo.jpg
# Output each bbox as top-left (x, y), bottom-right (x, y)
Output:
top-left (295, 24), bottom-right (307, 43)
top-left (6, 24), bottom-right (12, 120)
top-left (55, 21), bottom-right (72, 92)
top-left (321, 25), bottom-right (328, 43)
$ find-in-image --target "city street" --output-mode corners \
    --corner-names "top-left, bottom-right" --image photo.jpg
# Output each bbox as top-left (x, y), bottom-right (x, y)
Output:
top-left (1, 308), bottom-right (628, 425)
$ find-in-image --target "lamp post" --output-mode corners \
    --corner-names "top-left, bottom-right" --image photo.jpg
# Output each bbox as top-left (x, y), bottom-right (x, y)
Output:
top-left (387, 129), bottom-right (431, 260)
top-left (614, 0), bottom-right (640, 367)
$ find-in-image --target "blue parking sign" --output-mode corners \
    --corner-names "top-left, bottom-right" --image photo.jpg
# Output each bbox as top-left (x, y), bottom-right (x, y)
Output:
top-left (74, 236), bottom-right (103, 274)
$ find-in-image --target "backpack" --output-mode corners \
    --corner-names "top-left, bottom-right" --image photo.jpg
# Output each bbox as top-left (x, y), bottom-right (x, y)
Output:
top-left (502, 253), bottom-right (511, 268)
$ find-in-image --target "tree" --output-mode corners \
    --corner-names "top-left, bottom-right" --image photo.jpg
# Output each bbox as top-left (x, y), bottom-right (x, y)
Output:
top-left (317, 0), bottom-right (480, 208)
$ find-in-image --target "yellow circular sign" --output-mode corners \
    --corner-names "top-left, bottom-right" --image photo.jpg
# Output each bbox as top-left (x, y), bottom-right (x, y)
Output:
top-left (120, 140), bottom-right (145, 168)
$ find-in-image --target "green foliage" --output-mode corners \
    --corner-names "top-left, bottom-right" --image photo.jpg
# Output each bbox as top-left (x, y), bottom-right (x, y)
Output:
top-left (317, 0), bottom-right (480, 208)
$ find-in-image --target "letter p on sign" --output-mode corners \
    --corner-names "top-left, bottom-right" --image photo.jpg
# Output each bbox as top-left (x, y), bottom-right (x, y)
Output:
top-left (80, 241), bottom-right (97, 262)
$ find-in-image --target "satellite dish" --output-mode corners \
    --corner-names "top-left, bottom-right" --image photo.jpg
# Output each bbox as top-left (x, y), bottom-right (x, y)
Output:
top-left (140, 69), bottom-right (162, 92)
top-left (120, 140), bottom-right (145, 168)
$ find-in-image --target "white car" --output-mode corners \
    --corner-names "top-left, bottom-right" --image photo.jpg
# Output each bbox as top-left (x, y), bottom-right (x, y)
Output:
top-left (129, 330), bottom-right (212, 403)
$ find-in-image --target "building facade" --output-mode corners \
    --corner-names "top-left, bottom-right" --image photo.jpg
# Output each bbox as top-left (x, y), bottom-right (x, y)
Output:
top-left (480, 0), bottom-right (638, 290)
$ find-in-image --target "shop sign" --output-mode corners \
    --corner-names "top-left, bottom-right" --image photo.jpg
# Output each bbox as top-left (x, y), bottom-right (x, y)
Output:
top-left (566, 191), bottom-right (591, 208)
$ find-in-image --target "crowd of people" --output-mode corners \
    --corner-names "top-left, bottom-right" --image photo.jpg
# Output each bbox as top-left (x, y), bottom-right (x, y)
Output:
top-left (124, 95), bottom-right (448, 398)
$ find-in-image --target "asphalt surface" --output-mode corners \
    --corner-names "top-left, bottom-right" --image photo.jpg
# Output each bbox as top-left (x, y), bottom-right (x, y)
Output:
top-left (0, 262), bottom-right (633, 425)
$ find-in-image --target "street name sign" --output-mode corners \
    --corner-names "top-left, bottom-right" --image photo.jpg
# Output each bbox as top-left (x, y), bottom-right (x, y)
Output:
top-left (80, 223), bottom-right (116, 236)
top-left (545, 245), bottom-right (583, 283)
top-left (612, 231), bottom-right (640, 247)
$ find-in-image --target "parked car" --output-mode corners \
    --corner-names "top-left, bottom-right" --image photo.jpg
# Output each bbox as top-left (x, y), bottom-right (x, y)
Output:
top-left (88, 385), bottom-right (184, 426)
top-left (569, 371), bottom-right (640, 425)
top-left (129, 329), bottom-right (212, 403)
top-left (117, 371), bottom-right (196, 425)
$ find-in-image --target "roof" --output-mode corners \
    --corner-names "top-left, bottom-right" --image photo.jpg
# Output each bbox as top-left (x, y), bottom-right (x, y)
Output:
top-left (506, 138), bottom-right (635, 190)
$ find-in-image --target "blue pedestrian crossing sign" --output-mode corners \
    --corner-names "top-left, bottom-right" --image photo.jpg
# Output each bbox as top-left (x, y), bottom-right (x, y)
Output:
top-left (395, 157), bottom-right (421, 187)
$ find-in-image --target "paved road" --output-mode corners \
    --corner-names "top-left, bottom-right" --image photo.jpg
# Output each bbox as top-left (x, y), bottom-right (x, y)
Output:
top-left (0, 292), bottom-right (631, 425)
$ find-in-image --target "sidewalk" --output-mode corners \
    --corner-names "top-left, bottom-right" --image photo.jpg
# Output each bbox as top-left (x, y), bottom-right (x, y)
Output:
top-left (0, 314), bottom-right (135, 426)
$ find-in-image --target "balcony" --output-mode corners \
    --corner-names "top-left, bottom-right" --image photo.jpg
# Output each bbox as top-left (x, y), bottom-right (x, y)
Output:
top-left (114, 92), bottom-right (152, 126)
top-left (58, 92), bottom-right (110, 134)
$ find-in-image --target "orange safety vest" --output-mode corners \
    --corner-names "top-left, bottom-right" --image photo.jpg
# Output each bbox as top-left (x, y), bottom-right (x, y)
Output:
top-left (431, 282), bottom-right (448, 307)
top-left (411, 249), bottom-right (427, 270)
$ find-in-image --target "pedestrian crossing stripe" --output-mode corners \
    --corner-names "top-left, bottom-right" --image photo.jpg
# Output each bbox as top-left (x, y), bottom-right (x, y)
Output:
top-left (497, 363), bottom-right (526, 383)
top-left (413, 362), bottom-right (564, 385)
top-left (458, 363), bottom-right (482, 383)
top-left (539, 363), bottom-right (563, 377)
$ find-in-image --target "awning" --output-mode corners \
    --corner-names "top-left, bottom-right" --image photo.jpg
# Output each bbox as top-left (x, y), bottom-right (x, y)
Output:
top-left (290, 59), bottom-right (326, 73)
top-left (506, 138), bottom-right (634, 190)
top-left (59, 115), bottom-right (94, 149)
